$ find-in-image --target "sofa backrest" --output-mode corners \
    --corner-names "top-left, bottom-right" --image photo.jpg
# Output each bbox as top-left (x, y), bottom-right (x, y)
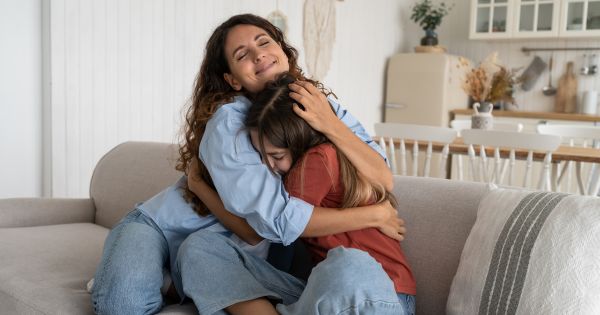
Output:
top-left (392, 176), bottom-right (488, 315)
top-left (90, 141), bottom-right (182, 228)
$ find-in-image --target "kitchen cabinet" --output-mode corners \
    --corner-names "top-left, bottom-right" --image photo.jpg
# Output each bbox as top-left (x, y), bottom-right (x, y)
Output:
top-left (470, 0), bottom-right (600, 39)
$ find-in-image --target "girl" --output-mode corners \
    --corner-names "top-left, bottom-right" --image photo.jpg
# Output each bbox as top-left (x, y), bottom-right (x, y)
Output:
top-left (183, 73), bottom-right (416, 315)
top-left (92, 14), bottom-right (404, 315)
top-left (250, 73), bottom-right (416, 313)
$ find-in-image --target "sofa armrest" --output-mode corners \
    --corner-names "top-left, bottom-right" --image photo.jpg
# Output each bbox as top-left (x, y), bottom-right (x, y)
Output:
top-left (0, 198), bottom-right (95, 228)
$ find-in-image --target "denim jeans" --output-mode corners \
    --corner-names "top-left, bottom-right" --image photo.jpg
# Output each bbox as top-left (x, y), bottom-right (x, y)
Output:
top-left (177, 229), bottom-right (407, 315)
top-left (92, 209), bottom-right (172, 315)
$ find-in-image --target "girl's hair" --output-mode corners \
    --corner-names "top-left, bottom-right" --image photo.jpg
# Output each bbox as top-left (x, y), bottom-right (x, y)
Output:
top-left (245, 73), bottom-right (396, 209)
top-left (177, 14), bottom-right (319, 215)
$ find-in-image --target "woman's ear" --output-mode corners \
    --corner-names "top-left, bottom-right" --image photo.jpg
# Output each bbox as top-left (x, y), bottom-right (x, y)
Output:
top-left (224, 73), bottom-right (242, 91)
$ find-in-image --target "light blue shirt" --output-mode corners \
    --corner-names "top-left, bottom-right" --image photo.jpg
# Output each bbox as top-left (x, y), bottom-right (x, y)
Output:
top-left (199, 96), bottom-right (386, 246)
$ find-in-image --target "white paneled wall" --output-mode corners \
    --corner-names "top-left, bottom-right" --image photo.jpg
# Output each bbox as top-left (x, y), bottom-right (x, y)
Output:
top-left (401, 0), bottom-right (600, 113)
top-left (49, 0), bottom-right (407, 197)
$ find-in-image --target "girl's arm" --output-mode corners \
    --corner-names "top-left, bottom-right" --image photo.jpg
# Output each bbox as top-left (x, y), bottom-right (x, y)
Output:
top-left (188, 158), bottom-right (263, 245)
top-left (289, 81), bottom-right (393, 191)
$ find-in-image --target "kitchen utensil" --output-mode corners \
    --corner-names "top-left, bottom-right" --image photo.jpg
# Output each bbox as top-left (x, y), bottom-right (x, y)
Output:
top-left (589, 54), bottom-right (598, 75)
top-left (542, 55), bottom-right (557, 96)
top-left (581, 90), bottom-right (598, 115)
top-left (520, 55), bottom-right (547, 91)
top-left (555, 61), bottom-right (578, 113)
top-left (581, 54), bottom-right (589, 75)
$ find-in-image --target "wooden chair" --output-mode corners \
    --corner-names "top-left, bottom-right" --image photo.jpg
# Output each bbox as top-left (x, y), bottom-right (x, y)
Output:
top-left (461, 129), bottom-right (561, 190)
top-left (537, 124), bottom-right (600, 196)
top-left (374, 123), bottom-right (457, 178)
top-left (449, 119), bottom-right (524, 181)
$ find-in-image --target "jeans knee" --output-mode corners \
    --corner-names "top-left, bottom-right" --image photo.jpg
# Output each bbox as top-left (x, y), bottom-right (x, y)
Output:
top-left (178, 230), bottom-right (229, 266)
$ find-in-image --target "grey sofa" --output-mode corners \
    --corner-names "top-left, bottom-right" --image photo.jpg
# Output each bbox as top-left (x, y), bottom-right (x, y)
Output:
top-left (0, 141), bottom-right (488, 315)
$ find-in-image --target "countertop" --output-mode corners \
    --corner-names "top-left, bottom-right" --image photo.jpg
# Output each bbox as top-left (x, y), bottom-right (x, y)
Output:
top-left (450, 109), bottom-right (600, 123)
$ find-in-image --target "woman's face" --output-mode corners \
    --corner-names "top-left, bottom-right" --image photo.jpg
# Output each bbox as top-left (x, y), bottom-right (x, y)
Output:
top-left (223, 24), bottom-right (290, 93)
top-left (250, 130), bottom-right (293, 175)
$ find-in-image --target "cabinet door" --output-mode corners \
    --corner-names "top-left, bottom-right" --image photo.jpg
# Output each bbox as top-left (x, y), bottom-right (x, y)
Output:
top-left (559, 0), bottom-right (600, 37)
top-left (513, 0), bottom-right (561, 37)
top-left (470, 0), bottom-right (514, 39)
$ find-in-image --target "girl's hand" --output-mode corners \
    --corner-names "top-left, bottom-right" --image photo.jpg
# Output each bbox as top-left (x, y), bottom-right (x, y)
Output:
top-left (375, 201), bottom-right (406, 241)
top-left (288, 81), bottom-right (342, 135)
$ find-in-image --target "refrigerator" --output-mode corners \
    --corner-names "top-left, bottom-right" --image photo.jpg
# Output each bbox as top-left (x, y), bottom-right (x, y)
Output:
top-left (384, 53), bottom-right (470, 127)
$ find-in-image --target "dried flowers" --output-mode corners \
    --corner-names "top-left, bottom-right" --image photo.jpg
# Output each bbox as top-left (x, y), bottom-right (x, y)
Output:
top-left (462, 53), bottom-right (521, 104)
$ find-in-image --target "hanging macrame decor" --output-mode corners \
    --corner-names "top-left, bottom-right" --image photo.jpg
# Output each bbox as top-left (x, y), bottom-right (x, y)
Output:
top-left (303, 0), bottom-right (336, 81)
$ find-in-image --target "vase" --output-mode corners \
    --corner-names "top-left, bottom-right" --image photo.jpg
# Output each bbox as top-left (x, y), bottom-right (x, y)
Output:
top-left (420, 29), bottom-right (438, 46)
top-left (471, 102), bottom-right (494, 130)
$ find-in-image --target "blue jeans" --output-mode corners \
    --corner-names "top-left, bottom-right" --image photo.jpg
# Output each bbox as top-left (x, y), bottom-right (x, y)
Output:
top-left (397, 294), bottom-right (416, 315)
top-left (177, 229), bottom-right (407, 315)
top-left (92, 209), bottom-right (172, 315)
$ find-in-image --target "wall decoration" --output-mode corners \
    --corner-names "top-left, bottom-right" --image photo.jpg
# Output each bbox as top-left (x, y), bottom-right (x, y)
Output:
top-left (267, 9), bottom-right (288, 35)
top-left (303, 0), bottom-right (336, 81)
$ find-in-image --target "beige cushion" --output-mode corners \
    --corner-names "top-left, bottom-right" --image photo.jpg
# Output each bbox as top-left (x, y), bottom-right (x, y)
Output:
top-left (0, 223), bottom-right (108, 314)
top-left (392, 176), bottom-right (488, 315)
top-left (90, 142), bottom-right (182, 228)
top-left (447, 188), bottom-right (600, 315)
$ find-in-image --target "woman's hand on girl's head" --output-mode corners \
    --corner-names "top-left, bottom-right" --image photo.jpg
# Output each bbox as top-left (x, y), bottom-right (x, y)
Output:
top-left (289, 81), bottom-right (342, 135)
top-left (374, 200), bottom-right (406, 241)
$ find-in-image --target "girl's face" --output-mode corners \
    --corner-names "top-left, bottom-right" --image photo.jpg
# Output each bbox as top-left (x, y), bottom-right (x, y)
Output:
top-left (250, 130), bottom-right (293, 175)
top-left (223, 24), bottom-right (290, 93)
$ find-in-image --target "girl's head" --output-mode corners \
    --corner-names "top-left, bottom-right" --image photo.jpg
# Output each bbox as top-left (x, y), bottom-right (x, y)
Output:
top-left (246, 73), bottom-right (395, 209)
top-left (245, 73), bottom-right (329, 175)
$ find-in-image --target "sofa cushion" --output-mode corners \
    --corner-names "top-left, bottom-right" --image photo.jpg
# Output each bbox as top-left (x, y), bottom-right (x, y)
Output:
top-left (392, 176), bottom-right (488, 315)
top-left (447, 188), bottom-right (600, 315)
top-left (90, 142), bottom-right (182, 229)
top-left (0, 223), bottom-right (108, 314)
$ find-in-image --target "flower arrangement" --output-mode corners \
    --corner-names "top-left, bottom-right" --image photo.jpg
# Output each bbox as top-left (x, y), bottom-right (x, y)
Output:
top-left (410, 0), bottom-right (453, 32)
top-left (461, 53), bottom-right (521, 105)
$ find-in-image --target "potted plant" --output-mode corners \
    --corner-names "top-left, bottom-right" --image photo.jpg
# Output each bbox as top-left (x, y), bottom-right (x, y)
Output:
top-left (410, 0), bottom-right (453, 46)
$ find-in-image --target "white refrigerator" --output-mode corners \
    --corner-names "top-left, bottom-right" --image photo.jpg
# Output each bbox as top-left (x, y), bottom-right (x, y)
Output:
top-left (384, 53), bottom-right (470, 127)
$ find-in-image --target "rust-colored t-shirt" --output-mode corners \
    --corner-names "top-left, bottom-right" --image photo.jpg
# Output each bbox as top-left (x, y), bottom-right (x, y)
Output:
top-left (284, 143), bottom-right (416, 295)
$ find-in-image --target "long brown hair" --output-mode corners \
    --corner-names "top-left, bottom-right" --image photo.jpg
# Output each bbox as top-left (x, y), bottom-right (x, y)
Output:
top-left (177, 14), bottom-right (313, 215)
top-left (245, 73), bottom-right (395, 209)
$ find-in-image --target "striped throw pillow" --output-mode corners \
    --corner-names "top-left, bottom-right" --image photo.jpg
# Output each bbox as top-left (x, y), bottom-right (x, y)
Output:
top-left (447, 187), bottom-right (600, 315)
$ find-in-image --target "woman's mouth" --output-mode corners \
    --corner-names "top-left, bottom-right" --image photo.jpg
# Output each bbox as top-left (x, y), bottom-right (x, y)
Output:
top-left (255, 61), bottom-right (277, 76)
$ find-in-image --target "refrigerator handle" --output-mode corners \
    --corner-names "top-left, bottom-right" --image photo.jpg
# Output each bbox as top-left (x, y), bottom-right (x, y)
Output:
top-left (385, 103), bottom-right (406, 109)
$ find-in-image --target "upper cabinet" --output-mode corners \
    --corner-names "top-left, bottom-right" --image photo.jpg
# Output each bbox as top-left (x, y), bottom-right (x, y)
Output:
top-left (470, 0), bottom-right (600, 39)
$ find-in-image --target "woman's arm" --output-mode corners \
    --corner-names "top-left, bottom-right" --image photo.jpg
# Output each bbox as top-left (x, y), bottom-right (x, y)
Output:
top-left (288, 81), bottom-right (393, 191)
top-left (188, 158), bottom-right (263, 245)
top-left (305, 202), bottom-right (405, 241)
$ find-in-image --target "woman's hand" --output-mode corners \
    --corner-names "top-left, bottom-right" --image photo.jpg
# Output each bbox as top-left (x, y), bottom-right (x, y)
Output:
top-left (374, 201), bottom-right (406, 241)
top-left (187, 157), bottom-right (205, 198)
top-left (288, 80), bottom-right (342, 135)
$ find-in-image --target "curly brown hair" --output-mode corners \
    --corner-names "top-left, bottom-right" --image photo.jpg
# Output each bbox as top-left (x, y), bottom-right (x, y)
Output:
top-left (177, 14), bottom-right (320, 215)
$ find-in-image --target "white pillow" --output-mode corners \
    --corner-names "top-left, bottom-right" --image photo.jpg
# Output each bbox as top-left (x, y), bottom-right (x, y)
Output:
top-left (447, 187), bottom-right (600, 315)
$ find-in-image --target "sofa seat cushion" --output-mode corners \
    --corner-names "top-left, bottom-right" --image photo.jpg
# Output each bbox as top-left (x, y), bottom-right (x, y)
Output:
top-left (0, 223), bottom-right (108, 314)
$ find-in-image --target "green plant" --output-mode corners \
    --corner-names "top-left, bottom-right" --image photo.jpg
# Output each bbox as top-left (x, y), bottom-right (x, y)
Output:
top-left (410, 0), bottom-right (453, 31)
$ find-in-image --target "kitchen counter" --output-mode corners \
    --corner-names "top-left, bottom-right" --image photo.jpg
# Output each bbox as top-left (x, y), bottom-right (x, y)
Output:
top-left (450, 109), bottom-right (600, 123)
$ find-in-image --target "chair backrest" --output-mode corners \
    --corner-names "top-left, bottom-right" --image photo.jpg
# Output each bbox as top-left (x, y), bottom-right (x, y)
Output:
top-left (537, 124), bottom-right (600, 195)
top-left (449, 119), bottom-right (524, 181)
top-left (374, 123), bottom-right (457, 178)
top-left (450, 119), bottom-right (523, 135)
top-left (90, 142), bottom-right (182, 228)
top-left (461, 129), bottom-right (561, 190)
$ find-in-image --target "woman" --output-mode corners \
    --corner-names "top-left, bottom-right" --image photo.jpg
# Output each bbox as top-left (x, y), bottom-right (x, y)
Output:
top-left (92, 14), bottom-right (403, 315)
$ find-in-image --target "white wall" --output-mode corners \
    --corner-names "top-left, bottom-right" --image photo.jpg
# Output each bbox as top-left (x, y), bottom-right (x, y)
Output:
top-left (401, 0), bottom-right (600, 112)
top-left (0, 0), bottom-right (42, 198)
top-left (48, 0), bottom-right (409, 197)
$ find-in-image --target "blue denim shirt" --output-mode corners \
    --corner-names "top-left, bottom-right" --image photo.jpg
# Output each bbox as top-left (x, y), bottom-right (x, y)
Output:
top-left (200, 96), bottom-right (386, 246)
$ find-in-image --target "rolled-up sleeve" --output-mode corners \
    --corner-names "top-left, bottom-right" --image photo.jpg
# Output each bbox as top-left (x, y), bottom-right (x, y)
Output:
top-left (329, 97), bottom-right (388, 162)
top-left (200, 104), bottom-right (313, 245)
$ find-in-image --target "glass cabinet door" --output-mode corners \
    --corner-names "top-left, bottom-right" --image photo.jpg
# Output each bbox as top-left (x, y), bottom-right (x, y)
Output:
top-left (561, 0), bottom-right (600, 36)
top-left (514, 0), bottom-right (559, 37)
top-left (471, 0), bottom-right (513, 38)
